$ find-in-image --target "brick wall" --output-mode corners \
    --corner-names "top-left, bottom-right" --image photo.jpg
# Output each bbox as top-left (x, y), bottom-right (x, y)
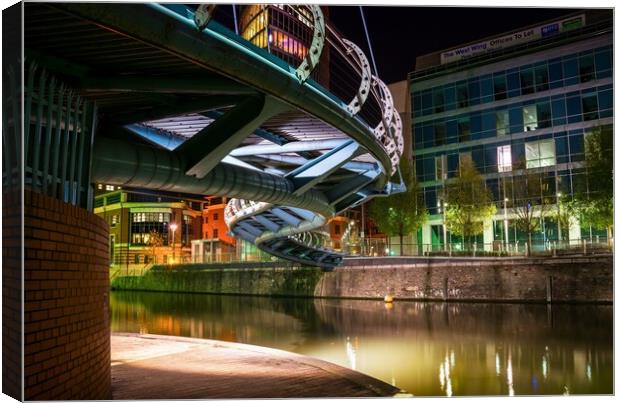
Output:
top-left (318, 257), bottom-right (613, 303)
top-left (24, 190), bottom-right (111, 400)
top-left (3, 191), bottom-right (23, 400)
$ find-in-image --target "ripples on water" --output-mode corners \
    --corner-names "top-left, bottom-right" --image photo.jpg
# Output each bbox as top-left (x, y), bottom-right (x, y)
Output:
top-left (110, 291), bottom-right (612, 396)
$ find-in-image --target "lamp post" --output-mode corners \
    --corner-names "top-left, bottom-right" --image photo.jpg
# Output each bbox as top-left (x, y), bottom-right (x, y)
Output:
top-left (556, 192), bottom-right (562, 245)
top-left (170, 222), bottom-right (178, 263)
top-left (504, 197), bottom-right (509, 248)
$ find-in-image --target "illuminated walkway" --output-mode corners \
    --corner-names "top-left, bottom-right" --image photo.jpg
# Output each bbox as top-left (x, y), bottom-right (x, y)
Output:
top-left (111, 333), bottom-right (403, 399)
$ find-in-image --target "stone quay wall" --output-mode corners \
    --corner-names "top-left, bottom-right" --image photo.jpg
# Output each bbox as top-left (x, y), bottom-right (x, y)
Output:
top-left (112, 256), bottom-right (612, 303)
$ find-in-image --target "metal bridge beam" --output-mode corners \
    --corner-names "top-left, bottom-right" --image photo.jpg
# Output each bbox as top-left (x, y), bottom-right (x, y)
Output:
top-left (285, 140), bottom-right (362, 195)
top-left (248, 154), bottom-right (377, 172)
top-left (237, 221), bottom-right (263, 237)
top-left (230, 139), bottom-right (349, 157)
top-left (112, 95), bottom-right (242, 125)
top-left (325, 170), bottom-right (379, 206)
top-left (174, 95), bottom-right (289, 178)
top-left (270, 208), bottom-right (302, 227)
top-left (79, 74), bottom-right (254, 95)
top-left (253, 215), bottom-right (281, 232)
top-left (124, 124), bottom-right (185, 150)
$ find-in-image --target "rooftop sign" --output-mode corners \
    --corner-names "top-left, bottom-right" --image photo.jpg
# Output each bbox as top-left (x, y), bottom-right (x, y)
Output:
top-left (440, 14), bottom-right (585, 65)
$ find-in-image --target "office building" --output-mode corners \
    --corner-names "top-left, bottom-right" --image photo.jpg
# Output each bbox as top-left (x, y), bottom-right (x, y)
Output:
top-left (409, 11), bottom-right (612, 251)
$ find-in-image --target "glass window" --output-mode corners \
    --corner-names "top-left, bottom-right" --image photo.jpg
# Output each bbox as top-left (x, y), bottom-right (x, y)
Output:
top-left (509, 107), bottom-right (523, 134)
top-left (536, 102), bottom-right (552, 129)
top-left (598, 88), bottom-right (613, 118)
top-left (551, 98), bottom-right (567, 126)
top-left (423, 124), bottom-right (434, 147)
top-left (496, 110), bottom-right (509, 136)
top-left (555, 135), bottom-right (569, 164)
top-left (446, 120), bottom-right (458, 143)
top-left (497, 145), bottom-right (512, 172)
top-left (213, 212), bottom-right (219, 221)
top-left (595, 48), bottom-right (612, 79)
top-left (548, 60), bottom-right (564, 88)
top-left (563, 58), bottom-right (579, 85)
top-left (480, 75), bottom-right (493, 103)
top-left (457, 118), bottom-right (470, 142)
top-left (506, 71), bottom-right (521, 97)
top-left (470, 112), bottom-right (482, 138)
top-left (523, 105), bottom-right (538, 131)
top-left (579, 54), bottom-right (595, 83)
top-left (525, 139), bottom-right (556, 168)
top-left (433, 89), bottom-right (445, 113)
top-left (569, 133), bottom-right (585, 162)
top-left (456, 82), bottom-right (468, 108)
top-left (413, 94), bottom-right (421, 114)
top-left (484, 146), bottom-right (497, 173)
top-left (481, 112), bottom-right (496, 137)
top-left (447, 153), bottom-right (459, 178)
top-left (435, 155), bottom-right (446, 181)
top-left (130, 212), bottom-right (171, 245)
top-left (493, 74), bottom-right (507, 100)
top-left (468, 78), bottom-right (481, 106)
top-left (421, 90), bottom-right (433, 114)
top-left (213, 228), bottom-right (219, 238)
top-left (580, 93), bottom-right (598, 121)
top-left (534, 65), bottom-right (549, 92)
top-left (434, 123), bottom-right (446, 146)
top-left (444, 86), bottom-right (456, 111)
top-left (566, 95), bottom-right (582, 124)
top-left (519, 68), bottom-right (535, 95)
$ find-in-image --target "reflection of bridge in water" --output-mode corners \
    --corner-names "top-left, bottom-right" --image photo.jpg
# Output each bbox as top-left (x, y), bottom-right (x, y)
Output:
top-left (17, 3), bottom-right (403, 269)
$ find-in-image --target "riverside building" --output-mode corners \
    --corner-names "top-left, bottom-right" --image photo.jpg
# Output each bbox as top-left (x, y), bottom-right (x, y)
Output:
top-left (410, 11), bottom-right (612, 252)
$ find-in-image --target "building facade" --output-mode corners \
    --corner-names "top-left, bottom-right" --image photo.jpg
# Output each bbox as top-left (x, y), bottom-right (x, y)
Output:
top-left (410, 11), bottom-right (612, 252)
top-left (94, 187), bottom-right (204, 267)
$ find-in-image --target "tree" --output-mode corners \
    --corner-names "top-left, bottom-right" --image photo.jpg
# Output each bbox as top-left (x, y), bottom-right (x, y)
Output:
top-left (510, 169), bottom-right (554, 255)
top-left (443, 156), bottom-right (496, 252)
top-left (570, 126), bottom-right (613, 243)
top-left (146, 229), bottom-right (164, 265)
top-left (368, 159), bottom-right (427, 255)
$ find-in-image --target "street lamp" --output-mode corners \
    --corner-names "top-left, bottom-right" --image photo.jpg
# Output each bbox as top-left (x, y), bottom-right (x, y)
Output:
top-left (503, 198), bottom-right (509, 248)
top-left (557, 192), bottom-right (562, 244)
top-left (170, 222), bottom-right (178, 263)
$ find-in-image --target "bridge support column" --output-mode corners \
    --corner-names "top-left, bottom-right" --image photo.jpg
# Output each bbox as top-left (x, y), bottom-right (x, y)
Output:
top-left (24, 190), bottom-right (111, 400)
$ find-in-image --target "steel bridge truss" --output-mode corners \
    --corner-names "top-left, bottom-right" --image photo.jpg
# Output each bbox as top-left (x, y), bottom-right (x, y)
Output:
top-left (20, 3), bottom-right (404, 269)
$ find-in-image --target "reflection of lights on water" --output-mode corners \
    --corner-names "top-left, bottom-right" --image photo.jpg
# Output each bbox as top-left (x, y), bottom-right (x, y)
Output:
top-left (450, 350), bottom-right (455, 366)
top-left (563, 386), bottom-right (570, 396)
top-left (345, 337), bottom-right (356, 370)
top-left (139, 326), bottom-right (148, 334)
top-left (542, 356), bottom-right (548, 379)
top-left (438, 352), bottom-right (453, 397)
top-left (506, 352), bottom-right (514, 396)
top-left (495, 353), bottom-right (501, 376)
top-left (586, 364), bottom-right (592, 381)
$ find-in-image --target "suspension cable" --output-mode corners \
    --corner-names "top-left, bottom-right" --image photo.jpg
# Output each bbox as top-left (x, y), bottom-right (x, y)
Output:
top-left (359, 6), bottom-right (378, 76)
top-left (232, 4), bottom-right (239, 35)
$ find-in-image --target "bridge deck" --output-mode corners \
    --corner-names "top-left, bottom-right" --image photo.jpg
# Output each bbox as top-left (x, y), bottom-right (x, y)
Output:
top-left (111, 333), bottom-right (402, 399)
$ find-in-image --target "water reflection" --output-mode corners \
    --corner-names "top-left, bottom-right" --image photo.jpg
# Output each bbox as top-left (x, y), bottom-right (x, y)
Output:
top-left (111, 291), bottom-right (612, 396)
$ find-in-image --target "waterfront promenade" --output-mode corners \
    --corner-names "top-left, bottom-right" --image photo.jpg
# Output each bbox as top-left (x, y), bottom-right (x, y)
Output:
top-left (111, 333), bottom-right (403, 399)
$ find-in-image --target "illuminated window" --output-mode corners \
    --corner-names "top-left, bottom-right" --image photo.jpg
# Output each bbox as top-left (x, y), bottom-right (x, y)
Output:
top-left (497, 145), bottom-right (512, 172)
top-left (111, 214), bottom-right (118, 226)
top-left (523, 105), bottom-right (538, 131)
top-left (272, 29), bottom-right (307, 59)
top-left (97, 183), bottom-right (103, 190)
top-left (525, 139), bottom-right (555, 168)
top-left (105, 185), bottom-right (115, 191)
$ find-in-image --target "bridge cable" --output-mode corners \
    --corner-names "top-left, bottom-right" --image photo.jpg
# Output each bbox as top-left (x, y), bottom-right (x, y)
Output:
top-left (232, 4), bottom-right (239, 35)
top-left (359, 6), bottom-right (378, 76)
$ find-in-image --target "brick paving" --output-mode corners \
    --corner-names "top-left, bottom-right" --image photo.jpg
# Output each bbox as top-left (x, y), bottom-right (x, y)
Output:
top-left (111, 332), bottom-right (403, 399)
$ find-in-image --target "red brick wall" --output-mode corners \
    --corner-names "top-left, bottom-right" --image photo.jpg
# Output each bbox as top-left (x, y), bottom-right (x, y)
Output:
top-left (3, 191), bottom-right (23, 400)
top-left (24, 190), bottom-right (111, 400)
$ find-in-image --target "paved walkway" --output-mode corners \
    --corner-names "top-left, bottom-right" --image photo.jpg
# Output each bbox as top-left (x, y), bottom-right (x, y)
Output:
top-left (111, 333), bottom-right (404, 399)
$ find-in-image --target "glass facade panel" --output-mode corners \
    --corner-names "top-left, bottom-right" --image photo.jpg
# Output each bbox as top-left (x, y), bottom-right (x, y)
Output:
top-left (497, 145), bottom-right (512, 172)
top-left (519, 68), bottom-right (535, 95)
top-left (496, 110), bottom-right (509, 135)
top-left (579, 54), bottom-right (595, 83)
top-left (581, 93), bottom-right (599, 121)
top-left (525, 139), bottom-right (556, 168)
top-left (493, 74), bottom-right (507, 100)
top-left (523, 105), bottom-right (538, 131)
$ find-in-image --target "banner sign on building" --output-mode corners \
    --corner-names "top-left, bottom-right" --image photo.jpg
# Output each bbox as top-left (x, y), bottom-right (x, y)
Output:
top-left (440, 14), bottom-right (585, 65)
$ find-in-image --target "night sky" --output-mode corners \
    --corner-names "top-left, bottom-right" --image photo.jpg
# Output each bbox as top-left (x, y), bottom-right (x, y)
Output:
top-left (215, 6), bottom-right (581, 84)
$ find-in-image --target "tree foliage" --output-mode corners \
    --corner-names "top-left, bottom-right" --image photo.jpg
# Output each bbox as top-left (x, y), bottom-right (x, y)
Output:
top-left (569, 126), bottom-right (613, 236)
top-left (368, 159), bottom-right (427, 255)
top-left (443, 156), bottom-right (496, 244)
top-left (146, 229), bottom-right (164, 264)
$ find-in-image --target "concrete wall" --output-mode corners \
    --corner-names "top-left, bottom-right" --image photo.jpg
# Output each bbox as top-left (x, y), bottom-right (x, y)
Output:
top-left (24, 191), bottom-right (111, 400)
top-left (112, 256), bottom-right (612, 303)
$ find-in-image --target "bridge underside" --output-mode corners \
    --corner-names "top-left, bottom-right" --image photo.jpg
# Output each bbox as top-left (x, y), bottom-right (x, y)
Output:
top-left (21, 3), bottom-right (403, 269)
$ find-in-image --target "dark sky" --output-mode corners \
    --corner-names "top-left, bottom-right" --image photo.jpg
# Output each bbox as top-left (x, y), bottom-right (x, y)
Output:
top-left (214, 6), bottom-right (581, 84)
top-left (329, 7), bottom-right (580, 83)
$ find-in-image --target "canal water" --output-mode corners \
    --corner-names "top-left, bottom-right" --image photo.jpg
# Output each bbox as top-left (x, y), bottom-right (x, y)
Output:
top-left (110, 291), bottom-right (612, 396)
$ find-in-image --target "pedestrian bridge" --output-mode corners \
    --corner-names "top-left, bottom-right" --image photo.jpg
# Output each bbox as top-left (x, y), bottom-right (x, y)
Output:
top-left (14, 3), bottom-right (403, 268)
